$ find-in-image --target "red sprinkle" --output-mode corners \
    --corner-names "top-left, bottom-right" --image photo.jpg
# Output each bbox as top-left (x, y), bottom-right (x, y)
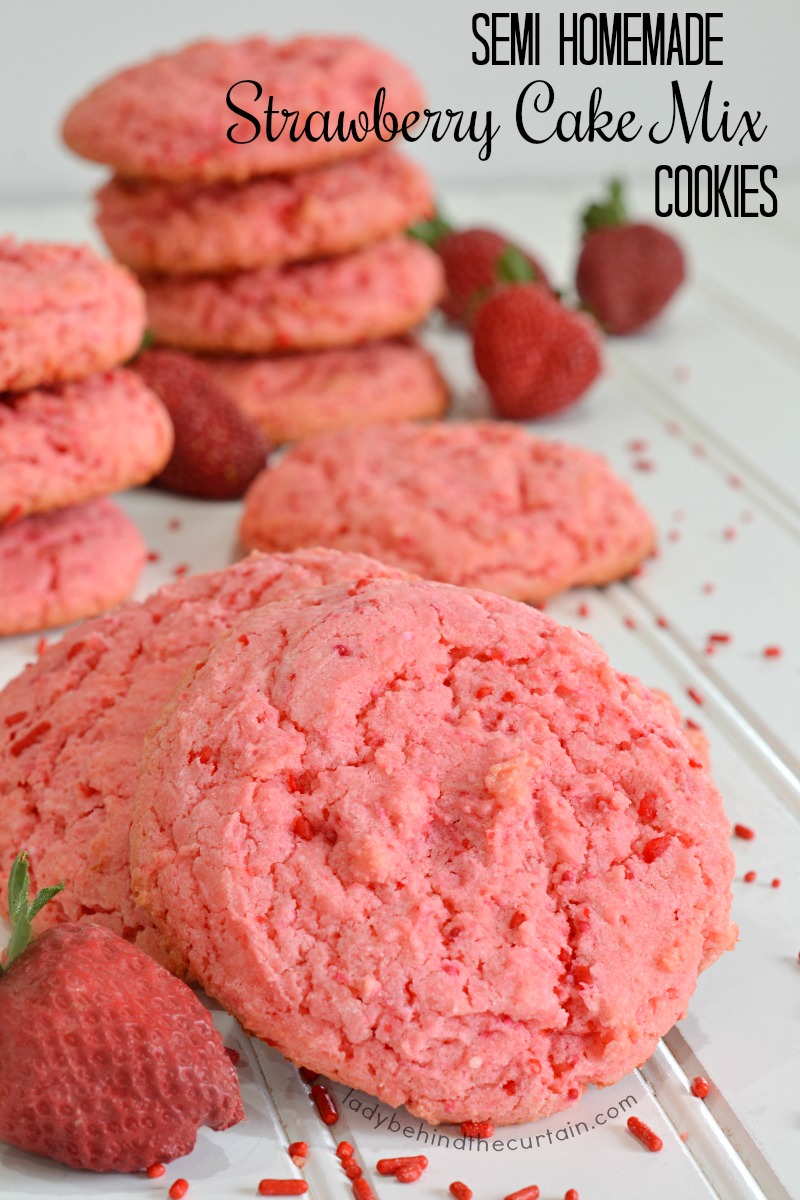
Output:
top-left (461, 1120), bottom-right (494, 1139)
top-left (734, 824), bottom-right (755, 840)
top-left (10, 720), bottom-right (51, 757)
top-left (173, 562), bottom-right (189, 576)
top-left (310, 1082), bottom-right (339, 1125)
top-left (687, 687), bottom-right (703, 706)
top-left (336, 1141), bottom-right (354, 1160)
top-left (723, 527), bottom-right (737, 540)
top-left (298, 1067), bottom-right (318, 1084)
top-left (258, 1184), bottom-right (308, 1197)
top-left (36, 637), bottom-right (48, 656)
top-left (627, 1116), bottom-right (663, 1152)
top-left (343, 1157), bottom-right (363, 1181)
top-left (225, 1046), bottom-right (240, 1065)
top-left (633, 459), bottom-right (654, 472)
top-left (509, 910), bottom-right (527, 929)
top-left (763, 646), bottom-right (782, 658)
top-left (287, 1142), bottom-right (308, 1161)
top-left (376, 1157), bottom-right (428, 1177)
top-left (642, 835), bottom-right (672, 864)
top-left (691, 1076), bottom-right (710, 1099)
top-left (628, 439), bottom-right (648, 452)
top-left (504, 1188), bottom-right (540, 1200)
top-left (292, 815), bottom-right (314, 841)
top-left (565, 1192), bottom-right (580, 1200)
top-left (168, 517), bottom-right (182, 531)
top-left (656, 616), bottom-right (668, 629)
top-left (396, 1164), bottom-right (425, 1183)
top-left (146, 1163), bottom-right (166, 1178)
top-left (353, 1179), bottom-right (376, 1200)
top-left (450, 1185), bottom-right (473, 1200)
top-left (623, 615), bottom-right (637, 630)
top-left (702, 582), bottom-right (715, 595)
top-left (772, 878), bottom-right (782, 888)
top-left (728, 474), bottom-right (743, 489)
top-left (577, 602), bottom-right (590, 618)
top-left (744, 871), bottom-right (757, 883)
top-left (169, 1182), bottom-right (189, 1200)
top-left (146, 550), bottom-right (161, 563)
top-left (667, 529), bottom-right (681, 541)
top-left (708, 632), bottom-right (731, 643)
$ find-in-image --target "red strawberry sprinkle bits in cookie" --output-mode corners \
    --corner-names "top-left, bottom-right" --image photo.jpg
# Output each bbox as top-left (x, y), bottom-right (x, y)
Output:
top-left (691, 1076), bottom-right (710, 1099)
top-left (130, 576), bottom-right (736, 1127)
top-left (472, 283), bottom-right (603, 419)
top-left (627, 1116), bottom-right (663, 1152)
top-left (0, 854), bottom-right (242, 1172)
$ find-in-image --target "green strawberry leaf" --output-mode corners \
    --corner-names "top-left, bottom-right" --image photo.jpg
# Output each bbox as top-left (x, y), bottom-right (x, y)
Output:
top-left (407, 210), bottom-right (453, 248)
top-left (2, 852), bottom-right (64, 973)
top-left (582, 177), bottom-right (629, 234)
top-left (496, 245), bottom-right (537, 285)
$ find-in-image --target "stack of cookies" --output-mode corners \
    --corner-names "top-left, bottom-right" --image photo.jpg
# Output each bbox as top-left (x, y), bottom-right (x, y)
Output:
top-left (0, 238), bottom-right (173, 636)
top-left (63, 35), bottom-right (448, 444)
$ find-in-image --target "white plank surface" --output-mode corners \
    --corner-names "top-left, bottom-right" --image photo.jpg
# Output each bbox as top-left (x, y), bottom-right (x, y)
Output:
top-left (2, 189), bottom-right (799, 1200)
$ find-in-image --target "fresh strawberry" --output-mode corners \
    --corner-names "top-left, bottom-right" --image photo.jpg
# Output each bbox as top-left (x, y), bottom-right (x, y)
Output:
top-left (576, 178), bottom-right (686, 334)
top-left (410, 215), bottom-right (551, 325)
top-left (472, 284), bottom-right (603, 419)
top-left (133, 348), bottom-right (270, 499)
top-left (0, 853), bottom-right (243, 1173)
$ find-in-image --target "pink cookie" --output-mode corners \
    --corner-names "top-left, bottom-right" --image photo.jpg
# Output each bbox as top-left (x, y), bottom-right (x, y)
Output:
top-left (0, 549), bottom-right (405, 969)
top-left (0, 238), bottom-right (146, 392)
top-left (130, 576), bottom-right (736, 1126)
top-left (63, 36), bottom-right (425, 183)
top-left (0, 368), bottom-right (174, 522)
top-left (143, 237), bottom-right (443, 355)
top-left (0, 499), bottom-right (144, 635)
top-left (203, 338), bottom-right (448, 443)
top-left (240, 422), bottom-right (656, 601)
top-left (96, 152), bottom-right (433, 275)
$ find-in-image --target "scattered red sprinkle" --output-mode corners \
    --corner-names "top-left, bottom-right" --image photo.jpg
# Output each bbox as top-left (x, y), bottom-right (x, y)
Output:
top-left (656, 616), bottom-right (668, 629)
top-left (310, 1082), bottom-right (339, 1125)
top-left (667, 529), bottom-right (681, 541)
top-left (702, 582), bottom-right (715, 594)
top-left (687, 687), bottom-right (703, 706)
top-left (728, 474), bottom-right (742, 489)
top-left (723, 527), bottom-right (737, 540)
top-left (10, 720), bottom-right (51, 757)
top-left (173, 562), bottom-right (189, 576)
top-left (642, 835), bottom-right (672, 864)
top-left (630, 564), bottom-right (643, 577)
top-left (704, 645), bottom-right (715, 656)
top-left (628, 439), bottom-right (648, 452)
top-left (708, 632), bottom-right (731, 643)
top-left (744, 871), bottom-right (757, 883)
top-left (685, 718), bottom-right (701, 731)
top-left (450, 1185), bottom-right (473, 1200)
top-left (691, 443), bottom-right (706, 457)
top-left (672, 509), bottom-right (685, 522)
top-left (258, 1183), bottom-right (308, 1197)
top-left (4, 711), bottom-right (27, 727)
top-left (633, 459), bottom-right (654, 472)
top-left (146, 550), bottom-right (161, 563)
top-left (336, 1141), bottom-right (354, 1160)
top-left (623, 615), bottom-right (636, 630)
top-left (461, 1120), bottom-right (494, 1138)
top-left (577, 602), bottom-right (590, 618)
top-left (169, 1182), bottom-right (189, 1200)
top-left (146, 1163), bottom-right (166, 1178)
top-left (2, 502), bottom-right (24, 525)
top-left (504, 1187), bottom-right (540, 1200)
top-left (36, 637), bottom-right (48, 656)
top-left (287, 1142), bottom-right (308, 1161)
top-left (298, 1067), bottom-right (318, 1084)
top-left (565, 1192), bottom-right (580, 1200)
top-left (734, 824), bottom-right (755, 840)
top-left (673, 365), bottom-right (690, 382)
top-left (168, 517), bottom-right (182, 531)
top-left (741, 510), bottom-right (754, 523)
top-left (665, 418), bottom-right (682, 433)
top-left (353, 1179), bottom-right (376, 1200)
top-left (688, 759), bottom-right (703, 769)
top-left (343, 1157), bottom-right (363, 1181)
top-left (763, 646), bottom-right (782, 658)
top-left (225, 1046), bottom-right (240, 1065)
top-left (509, 910), bottom-right (527, 929)
top-left (627, 1116), bottom-right (663, 1152)
top-left (377, 1156), bottom-right (428, 1177)
top-left (772, 878), bottom-right (782, 889)
top-left (691, 1076), bottom-right (710, 1099)
top-left (396, 1163), bottom-right (425, 1183)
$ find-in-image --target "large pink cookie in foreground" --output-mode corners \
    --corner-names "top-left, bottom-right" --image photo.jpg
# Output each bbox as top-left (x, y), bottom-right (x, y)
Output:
top-left (0, 238), bottom-right (145, 392)
top-left (63, 36), bottom-right (425, 183)
top-left (0, 550), bottom-right (404, 968)
top-left (0, 499), bottom-right (144, 635)
top-left (240, 422), bottom-right (656, 600)
top-left (130, 576), bottom-right (736, 1125)
top-left (97, 152), bottom-right (433, 275)
top-left (0, 368), bottom-right (174, 522)
top-left (143, 237), bottom-right (443, 355)
top-left (204, 338), bottom-right (448, 443)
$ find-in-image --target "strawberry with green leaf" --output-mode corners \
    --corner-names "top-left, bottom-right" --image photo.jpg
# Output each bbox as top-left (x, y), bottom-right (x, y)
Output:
top-left (0, 852), bottom-right (243, 1172)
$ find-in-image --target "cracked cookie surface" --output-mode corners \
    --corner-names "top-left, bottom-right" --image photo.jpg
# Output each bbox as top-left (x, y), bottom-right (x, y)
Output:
top-left (131, 575), bottom-right (735, 1124)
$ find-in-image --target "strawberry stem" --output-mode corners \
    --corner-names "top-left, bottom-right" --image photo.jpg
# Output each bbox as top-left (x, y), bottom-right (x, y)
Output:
top-left (407, 210), bottom-right (453, 248)
top-left (2, 852), bottom-right (64, 972)
top-left (582, 178), bottom-right (628, 234)
top-left (496, 245), bottom-right (537, 285)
